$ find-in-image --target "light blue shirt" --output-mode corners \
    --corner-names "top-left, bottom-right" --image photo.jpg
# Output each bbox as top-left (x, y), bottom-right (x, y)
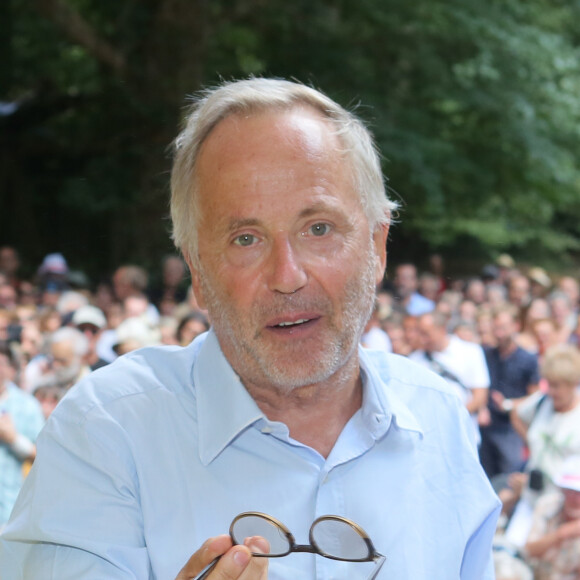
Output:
top-left (405, 292), bottom-right (435, 316)
top-left (0, 383), bottom-right (45, 526)
top-left (0, 330), bottom-right (499, 579)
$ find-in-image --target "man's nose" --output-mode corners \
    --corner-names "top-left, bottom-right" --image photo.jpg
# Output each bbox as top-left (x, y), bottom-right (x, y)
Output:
top-left (267, 236), bottom-right (307, 294)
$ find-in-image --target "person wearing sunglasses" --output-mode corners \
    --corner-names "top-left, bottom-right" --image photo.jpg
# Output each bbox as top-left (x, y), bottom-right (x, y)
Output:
top-left (0, 79), bottom-right (500, 579)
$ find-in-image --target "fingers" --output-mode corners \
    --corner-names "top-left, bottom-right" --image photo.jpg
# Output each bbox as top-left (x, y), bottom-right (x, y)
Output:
top-left (175, 535), bottom-right (269, 580)
top-left (175, 535), bottom-right (232, 580)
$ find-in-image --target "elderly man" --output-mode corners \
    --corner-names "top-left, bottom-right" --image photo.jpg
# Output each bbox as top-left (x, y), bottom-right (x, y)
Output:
top-left (0, 79), bottom-right (499, 579)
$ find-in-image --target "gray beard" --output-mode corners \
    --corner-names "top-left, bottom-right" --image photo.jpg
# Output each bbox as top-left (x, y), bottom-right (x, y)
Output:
top-left (198, 242), bottom-right (378, 395)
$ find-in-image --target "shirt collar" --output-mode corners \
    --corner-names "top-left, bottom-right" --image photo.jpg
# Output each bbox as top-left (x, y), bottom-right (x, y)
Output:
top-left (194, 331), bottom-right (265, 466)
top-left (358, 347), bottom-right (424, 438)
top-left (194, 331), bottom-right (423, 465)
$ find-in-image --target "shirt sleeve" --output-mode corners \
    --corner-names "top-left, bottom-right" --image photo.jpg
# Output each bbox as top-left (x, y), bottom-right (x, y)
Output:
top-left (460, 501), bottom-right (502, 580)
top-left (19, 396), bottom-right (45, 443)
top-left (465, 344), bottom-right (490, 390)
top-left (0, 404), bottom-right (152, 579)
top-left (516, 390), bottom-right (544, 425)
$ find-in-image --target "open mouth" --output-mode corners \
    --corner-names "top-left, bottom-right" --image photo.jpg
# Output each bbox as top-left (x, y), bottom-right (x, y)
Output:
top-left (274, 318), bottom-right (311, 328)
top-left (267, 316), bottom-right (320, 333)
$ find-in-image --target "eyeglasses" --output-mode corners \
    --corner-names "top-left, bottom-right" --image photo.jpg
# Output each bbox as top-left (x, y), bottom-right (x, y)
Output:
top-left (194, 511), bottom-right (386, 579)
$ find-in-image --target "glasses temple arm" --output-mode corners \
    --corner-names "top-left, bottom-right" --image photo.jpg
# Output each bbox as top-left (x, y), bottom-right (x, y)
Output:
top-left (366, 554), bottom-right (386, 580)
top-left (191, 556), bottom-right (219, 580)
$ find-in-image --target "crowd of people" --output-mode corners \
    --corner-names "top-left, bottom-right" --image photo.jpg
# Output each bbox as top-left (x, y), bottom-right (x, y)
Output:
top-left (1, 242), bottom-right (580, 578)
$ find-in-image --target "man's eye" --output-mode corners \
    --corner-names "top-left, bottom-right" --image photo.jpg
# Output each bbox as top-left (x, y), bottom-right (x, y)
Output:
top-left (233, 234), bottom-right (257, 247)
top-left (309, 223), bottom-right (331, 236)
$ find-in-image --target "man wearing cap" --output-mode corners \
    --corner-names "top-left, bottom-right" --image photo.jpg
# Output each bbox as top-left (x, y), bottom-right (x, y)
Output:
top-left (72, 305), bottom-right (109, 371)
top-left (527, 267), bottom-right (552, 299)
top-left (0, 78), bottom-right (499, 580)
top-left (524, 456), bottom-right (580, 580)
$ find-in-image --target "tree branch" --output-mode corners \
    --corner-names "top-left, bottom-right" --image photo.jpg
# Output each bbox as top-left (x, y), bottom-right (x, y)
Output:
top-left (33, 0), bottom-right (125, 73)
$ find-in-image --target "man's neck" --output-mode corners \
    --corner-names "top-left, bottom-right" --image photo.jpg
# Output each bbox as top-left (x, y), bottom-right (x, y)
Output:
top-left (498, 338), bottom-right (517, 358)
top-left (433, 334), bottom-right (450, 353)
top-left (244, 362), bottom-right (363, 459)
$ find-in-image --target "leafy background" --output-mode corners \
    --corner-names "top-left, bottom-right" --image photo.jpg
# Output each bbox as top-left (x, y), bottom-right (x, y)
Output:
top-left (1, 0), bottom-right (579, 281)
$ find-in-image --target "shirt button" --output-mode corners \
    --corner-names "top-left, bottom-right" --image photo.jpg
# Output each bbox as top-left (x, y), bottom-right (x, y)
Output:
top-left (261, 426), bottom-right (273, 434)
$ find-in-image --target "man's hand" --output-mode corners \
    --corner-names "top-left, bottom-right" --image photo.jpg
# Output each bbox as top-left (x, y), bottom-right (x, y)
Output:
top-left (176, 534), bottom-right (269, 580)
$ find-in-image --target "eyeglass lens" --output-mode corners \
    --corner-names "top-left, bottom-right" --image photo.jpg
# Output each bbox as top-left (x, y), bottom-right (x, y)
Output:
top-left (231, 515), bottom-right (290, 555)
top-left (311, 518), bottom-right (370, 560)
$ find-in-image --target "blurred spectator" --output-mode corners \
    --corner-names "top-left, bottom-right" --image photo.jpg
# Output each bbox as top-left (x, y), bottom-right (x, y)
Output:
top-left (27, 327), bottom-right (90, 393)
top-left (427, 253), bottom-right (447, 295)
top-left (486, 284), bottom-right (508, 308)
top-left (532, 318), bottom-right (561, 362)
top-left (159, 316), bottom-right (179, 346)
top-left (458, 299), bottom-right (478, 323)
top-left (393, 263), bottom-right (435, 316)
top-left (496, 254), bottom-right (516, 286)
top-left (0, 342), bottom-right (45, 527)
top-left (528, 267), bottom-right (552, 300)
top-left (503, 345), bottom-right (580, 548)
top-left (361, 301), bottom-right (392, 352)
top-left (386, 323), bottom-right (412, 356)
top-left (36, 253), bottom-right (69, 294)
top-left (477, 309), bottom-right (497, 348)
top-left (112, 265), bottom-right (159, 325)
top-left (33, 385), bottom-right (63, 420)
top-left (148, 255), bottom-right (188, 315)
top-left (479, 306), bottom-right (540, 479)
top-left (411, 311), bottom-right (490, 444)
top-left (548, 291), bottom-right (575, 345)
top-left (524, 456), bottom-right (580, 580)
top-left (95, 302), bottom-right (124, 364)
top-left (113, 317), bottom-right (161, 356)
top-left (517, 298), bottom-right (551, 353)
top-left (0, 284), bottom-right (17, 311)
top-left (56, 291), bottom-right (89, 321)
top-left (72, 305), bottom-right (109, 371)
top-left (453, 319), bottom-right (479, 343)
top-left (465, 278), bottom-right (487, 305)
top-left (402, 314), bottom-right (422, 352)
top-left (175, 311), bottom-right (209, 347)
top-left (481, 264), bottom-right (500, 286)
top-left (418, 272), bottom-right (440, 303)
top-left (0, 246), bottom-right (21, 290)
top-left (558, 277), bottom-right (579, 318)
top-left (508, 275), bottom-right (531, 311)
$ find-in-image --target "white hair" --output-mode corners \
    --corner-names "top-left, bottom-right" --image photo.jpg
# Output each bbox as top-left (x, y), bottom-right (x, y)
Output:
top-left (50, 326), bottom-right (89, 357)
top-left (171, 77), bottom-right (397, 260)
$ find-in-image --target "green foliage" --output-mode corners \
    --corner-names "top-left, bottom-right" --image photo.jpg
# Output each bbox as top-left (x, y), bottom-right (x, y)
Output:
top-left (1, 0), bottom-right (580, 278)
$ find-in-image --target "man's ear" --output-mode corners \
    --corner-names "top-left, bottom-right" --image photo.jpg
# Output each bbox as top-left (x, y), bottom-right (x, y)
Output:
top-left (372, 224), bottom-right (389, 285)
top-left (183, 251), bottom-right (207, 310)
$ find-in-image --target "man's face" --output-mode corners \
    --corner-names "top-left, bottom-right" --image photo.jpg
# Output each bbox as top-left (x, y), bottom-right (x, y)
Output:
top-left (508, 276), bottom-right (529, 306)
top-left (188, 107), bottom-right (387, 394)
top-left (50, 341), bottom-right (77, 370)
top-left (493, 312), bottom-right (517, 349)
top-left (417, 315), bottom-right (445, 352)
top-left (394, 265), bottom-right (417, 297)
